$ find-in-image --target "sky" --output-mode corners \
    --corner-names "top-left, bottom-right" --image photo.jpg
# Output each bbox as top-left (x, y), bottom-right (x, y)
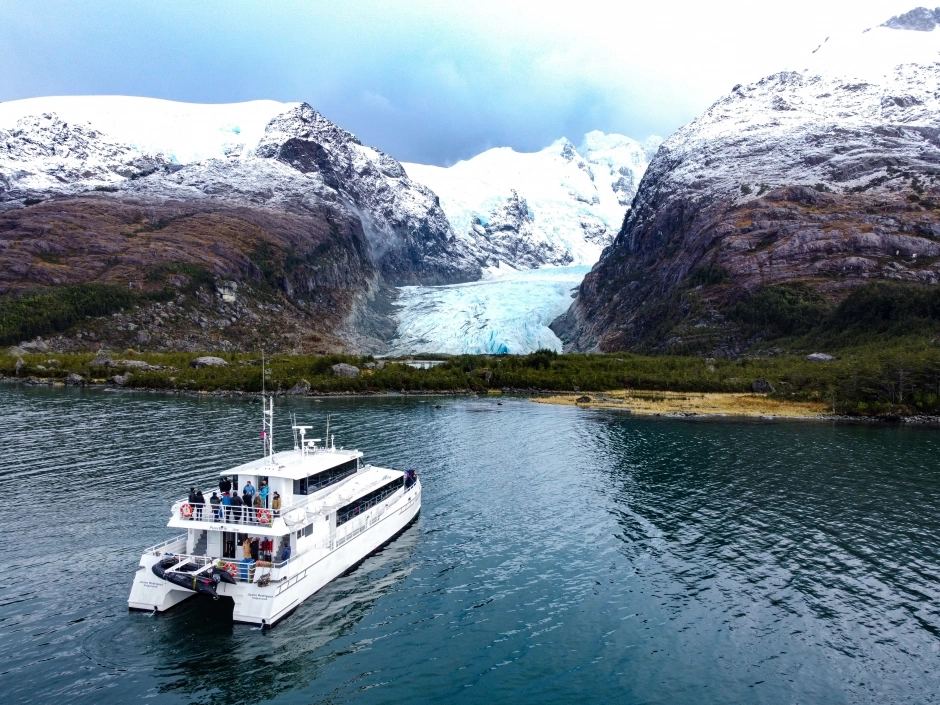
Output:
top-left (0, 0), bottom-right (924, 165)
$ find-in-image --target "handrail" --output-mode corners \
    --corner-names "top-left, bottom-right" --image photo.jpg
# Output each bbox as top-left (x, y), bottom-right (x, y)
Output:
top-left (144, 533), bottom-right (187, 554)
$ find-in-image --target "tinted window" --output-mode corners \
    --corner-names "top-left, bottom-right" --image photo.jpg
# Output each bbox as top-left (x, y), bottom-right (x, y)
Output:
top-left (293, 458), bottom-right (358, 495)
top-left (337, 476), bottom-right (404, 526)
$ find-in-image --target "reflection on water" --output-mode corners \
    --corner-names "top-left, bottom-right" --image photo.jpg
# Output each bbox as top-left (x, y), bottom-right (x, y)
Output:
top-left (1, 387), bottom-right (939, 704)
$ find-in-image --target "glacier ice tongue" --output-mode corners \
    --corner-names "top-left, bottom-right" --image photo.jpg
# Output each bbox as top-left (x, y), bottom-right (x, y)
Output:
top-left (388, 265), bottom-right (590, 355)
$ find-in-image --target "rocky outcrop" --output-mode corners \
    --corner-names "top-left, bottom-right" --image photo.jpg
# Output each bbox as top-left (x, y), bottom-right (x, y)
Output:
top-left (0, 97), bottom-right (481, 353)
top-left (554, 20), bottom-right (940, 352)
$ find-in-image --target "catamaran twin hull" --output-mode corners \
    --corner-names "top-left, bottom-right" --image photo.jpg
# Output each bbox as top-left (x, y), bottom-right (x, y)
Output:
top-left (129, 477), bottom-right (420, 626)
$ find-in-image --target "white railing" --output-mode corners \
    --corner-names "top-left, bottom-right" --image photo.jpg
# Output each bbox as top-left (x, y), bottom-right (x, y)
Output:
top-left (145, 533), bottom-right (187, 555)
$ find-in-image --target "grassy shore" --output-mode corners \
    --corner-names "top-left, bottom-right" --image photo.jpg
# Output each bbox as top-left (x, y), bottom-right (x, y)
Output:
top-left (4, 344), bottom-right (940, 419)
top-left (535, 390), bottom-right (828, 418)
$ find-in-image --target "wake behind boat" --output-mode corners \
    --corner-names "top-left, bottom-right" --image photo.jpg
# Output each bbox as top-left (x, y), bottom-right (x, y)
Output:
top-left (128, 397), bottom-right (421, 627)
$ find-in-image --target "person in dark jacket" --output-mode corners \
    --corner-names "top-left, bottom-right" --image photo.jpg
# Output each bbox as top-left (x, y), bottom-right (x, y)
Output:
top-left (242, 490), bottom-right (253, 520)
top-left (250, 538), bottom-right (260, 561)
top-left (231, 492), bottom-right (244, 523)
top-left (194, 490), bottom-right (205, 520)
top-left (209, 492), bottom-right (221, 520)
top-left (219, 476), bottom-right (232, 494)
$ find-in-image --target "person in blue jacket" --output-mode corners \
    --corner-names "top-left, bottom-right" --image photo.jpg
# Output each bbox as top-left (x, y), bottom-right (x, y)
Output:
top-left (221, 491), bottom-right (232, 522)
top-left (281, 543), bottom-right (291, 562)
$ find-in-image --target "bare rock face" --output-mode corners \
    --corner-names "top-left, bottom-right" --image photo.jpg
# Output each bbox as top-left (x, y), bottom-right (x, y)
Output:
top-left (554, 21), bottom-right (940, 352)
top-left (0, 98), bottom-right (481, 353)
top-left (65, 372), bottom-right (85, 386)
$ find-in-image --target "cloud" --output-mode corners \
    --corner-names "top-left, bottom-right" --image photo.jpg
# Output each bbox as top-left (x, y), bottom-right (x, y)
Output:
top-left (0, 0), bottom-right (922, 164)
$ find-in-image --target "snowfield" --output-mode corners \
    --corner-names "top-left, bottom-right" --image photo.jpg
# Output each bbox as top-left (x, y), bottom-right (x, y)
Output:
top-left (403, 132), bottom-right (659, 269)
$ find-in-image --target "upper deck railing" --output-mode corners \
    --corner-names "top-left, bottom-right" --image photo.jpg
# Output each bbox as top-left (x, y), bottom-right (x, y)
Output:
top-left (170, 464), bottom-right (385, 526)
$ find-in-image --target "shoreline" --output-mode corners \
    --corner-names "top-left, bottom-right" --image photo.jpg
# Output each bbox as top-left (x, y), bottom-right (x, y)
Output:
top-left (533, 390), bottom-right (940, 426)
top-left (4, 377), bottom-right (940, 425)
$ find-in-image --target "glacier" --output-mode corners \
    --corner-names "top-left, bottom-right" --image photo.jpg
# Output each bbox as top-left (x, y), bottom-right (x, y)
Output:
top-left (391, 131), bottom-right (659, 355)
top-left (387, 265), bottom-right (590, 355)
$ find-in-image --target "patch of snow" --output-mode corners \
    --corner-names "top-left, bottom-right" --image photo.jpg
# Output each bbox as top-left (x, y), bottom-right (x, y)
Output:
top-left (0, 96), bottom-right (294, 164)
top-left (402, 131), bottom-right (658, 269)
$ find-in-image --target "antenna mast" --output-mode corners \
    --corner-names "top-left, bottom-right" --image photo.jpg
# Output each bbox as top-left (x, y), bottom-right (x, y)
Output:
top-left (261, 350), bottom-right (274, 461)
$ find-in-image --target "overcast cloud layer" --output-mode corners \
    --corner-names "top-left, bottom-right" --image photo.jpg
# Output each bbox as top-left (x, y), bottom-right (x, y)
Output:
top-left (0, 0), bottom-right (922, 164)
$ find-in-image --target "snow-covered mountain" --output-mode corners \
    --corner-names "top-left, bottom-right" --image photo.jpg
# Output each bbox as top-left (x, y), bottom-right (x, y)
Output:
top-left (403, 132), bottom-right (660, 269)
top-left (0, 96), bottom-right (480, 288)
top-left (0, 96), bottom-right (658, 354)
top-left (386, 132), bottom-right (659, 354)
top-left (555, 9), bottom-right (940, 353)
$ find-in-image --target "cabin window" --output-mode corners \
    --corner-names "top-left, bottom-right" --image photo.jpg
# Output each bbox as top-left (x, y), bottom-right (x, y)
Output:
top-left (295, 524), bottom-right (313, 539)
top-left (292, 458), bottom-right (358, 495)
top-left (336, 476), bottom-right (405, 526)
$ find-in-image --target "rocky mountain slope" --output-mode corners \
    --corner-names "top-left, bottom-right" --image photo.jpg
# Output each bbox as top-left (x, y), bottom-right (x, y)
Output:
top-left (0, 97), bottom-right (480, 352)
top-left (403, 132), bottom-right (660, 269)
top-left (554, 10), bottom-right (940, 353)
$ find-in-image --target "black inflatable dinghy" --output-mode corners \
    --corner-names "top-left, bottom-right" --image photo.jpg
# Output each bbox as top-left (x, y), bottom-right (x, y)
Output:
top-left (152, 556), bottom-right (237, 598)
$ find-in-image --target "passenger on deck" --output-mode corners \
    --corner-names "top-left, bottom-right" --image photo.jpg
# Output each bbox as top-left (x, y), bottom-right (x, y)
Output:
top-left (221, 491), bottom-right (232, 521)
top-left (242, 537), bottom-right (252, 560)
top-left (241, 489), bottom-right (252, 519)
top-left (231, 491), bottom-right (244, 523)
top-left (219, 476), bottom-right (232, 494)
top-left (253, 493), bottom-right (262, 510)
top-left (210, 492), bottom-right (221, 520)
top-left (194, 490), bottom-right (205, 520)
top-left (244, 481), bottom-right (256, 501)
top-left (281, 544), bottom-right (291, 562)
top-left (188, 487), bottom-right (197, 506)
top-left (272, 492), bottom-right (281, 511)
top-left (260, 481), bottom-right (269, 508)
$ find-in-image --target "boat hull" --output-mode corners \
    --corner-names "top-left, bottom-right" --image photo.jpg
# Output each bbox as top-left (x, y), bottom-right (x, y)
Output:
top-left (129, 481), bottom-right (421, 626)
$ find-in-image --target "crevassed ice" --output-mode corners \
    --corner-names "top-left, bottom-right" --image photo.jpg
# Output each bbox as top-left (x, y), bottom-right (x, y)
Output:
top-left (387, 266), bottom-right (590, 356)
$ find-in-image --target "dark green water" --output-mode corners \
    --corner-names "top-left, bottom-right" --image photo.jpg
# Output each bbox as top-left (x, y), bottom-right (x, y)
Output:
top-left (1, 386), bottom-right (939, 704)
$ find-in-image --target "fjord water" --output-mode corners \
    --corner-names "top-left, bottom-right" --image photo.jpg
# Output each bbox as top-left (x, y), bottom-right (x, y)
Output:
top-left (2, 388), bottom-right (939, 704)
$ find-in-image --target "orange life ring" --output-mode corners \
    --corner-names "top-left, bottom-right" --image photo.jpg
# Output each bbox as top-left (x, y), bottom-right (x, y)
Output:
top-left (257, 508), bottom-right (272, 524)
top-left (223, 562), bottom-right (238, 577)
top-left (180, 503), bottom-right (193, 518)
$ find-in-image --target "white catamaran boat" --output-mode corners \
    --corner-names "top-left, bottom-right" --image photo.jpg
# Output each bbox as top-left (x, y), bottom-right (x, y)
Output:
top-left (128, 397), bottom-right (421, 627)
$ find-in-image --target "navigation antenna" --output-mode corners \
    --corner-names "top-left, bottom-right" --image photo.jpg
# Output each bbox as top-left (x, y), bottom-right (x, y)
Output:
top-left (261, 350), bottom-right (274, 461)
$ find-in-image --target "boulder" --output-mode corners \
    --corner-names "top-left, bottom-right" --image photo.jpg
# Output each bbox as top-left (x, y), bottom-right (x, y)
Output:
top-left (14, 358), bottom-right (25, 376)
top-left (576, 395), bottom-right (593, 404)
top-left (287, 379), bottom-right (311, 395)
top-left (114, 359), bottom-right (162, 371)
top-left (190, 356), bottom-right (229, 368)
top-left (136, 330), bottom-right (151, 344)
top-left (20, 338), bottom-right (48, 352)
top-left (751, 378), bottom-right (775, 394)
top-left (7, 346), bottom-right (26, 356)
top-left (805, 353), bottom-right (836, 362)
top-left (89, 354), bottom-right (112, 367)
top-left (110, 373), bottom-right (132, 386)
top-left (331, 363), bottom-right (360, 378)
top-left (65, 372), bottom-right (85, 386)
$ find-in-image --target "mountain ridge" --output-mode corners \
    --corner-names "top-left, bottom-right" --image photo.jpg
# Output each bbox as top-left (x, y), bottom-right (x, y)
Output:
top-left (553, 14), bottom-right (940, 354)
